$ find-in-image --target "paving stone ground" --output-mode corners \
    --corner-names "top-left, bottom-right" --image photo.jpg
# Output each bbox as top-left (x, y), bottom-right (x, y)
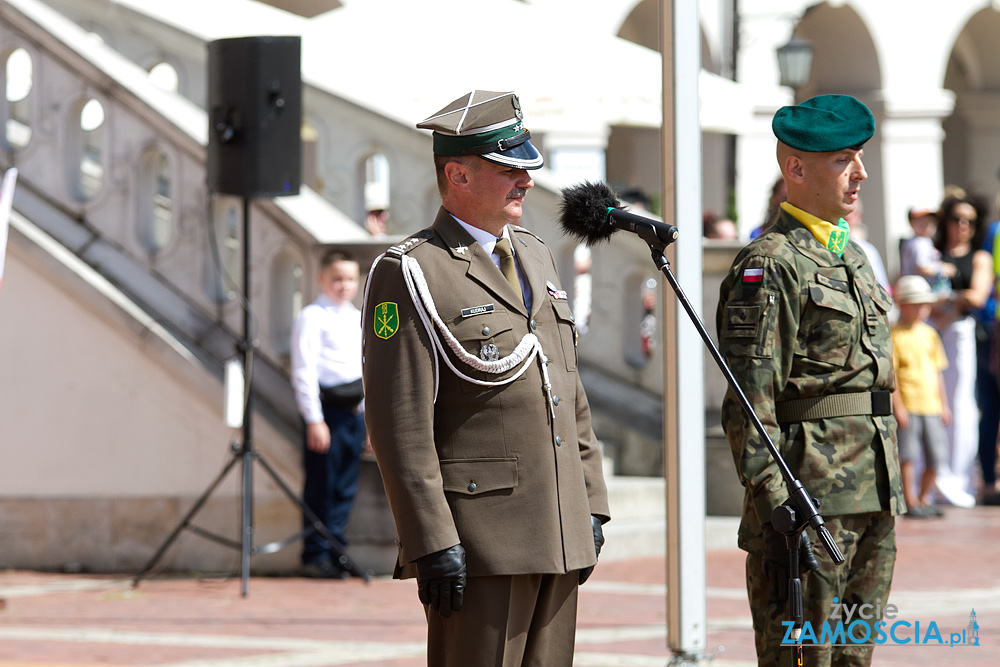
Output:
top-left (0, 505), bottom-right (996, 666)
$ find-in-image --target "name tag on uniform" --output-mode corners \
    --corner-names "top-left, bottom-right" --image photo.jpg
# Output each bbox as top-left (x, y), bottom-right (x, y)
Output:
top-left (461, 303), bottom-right (495, 317)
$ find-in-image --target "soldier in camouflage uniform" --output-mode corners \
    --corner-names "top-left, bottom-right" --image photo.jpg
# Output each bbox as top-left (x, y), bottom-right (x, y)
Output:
top-left (716, 95), bottom-right (905, 667)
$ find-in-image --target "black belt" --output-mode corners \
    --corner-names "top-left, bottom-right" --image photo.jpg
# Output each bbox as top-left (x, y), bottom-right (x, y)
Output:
top-left (320, 379), bottom-right (364, 410)
top-left (775, 390), bottom-right (892, 423)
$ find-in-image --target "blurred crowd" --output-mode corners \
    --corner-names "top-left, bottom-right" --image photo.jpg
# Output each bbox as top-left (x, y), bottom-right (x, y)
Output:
top-left (889, 188), bottom-right (1000, 513)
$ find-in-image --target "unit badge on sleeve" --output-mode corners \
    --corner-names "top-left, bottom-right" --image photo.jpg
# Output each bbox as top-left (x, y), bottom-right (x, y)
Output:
top-left (374, 302), bottom-right (399, 339)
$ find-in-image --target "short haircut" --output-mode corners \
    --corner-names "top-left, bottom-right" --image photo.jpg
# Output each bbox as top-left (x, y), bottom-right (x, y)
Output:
top-left (433, 153), bottom-right (478, 196)
top-left (319, 249), bottom-right (356, 270)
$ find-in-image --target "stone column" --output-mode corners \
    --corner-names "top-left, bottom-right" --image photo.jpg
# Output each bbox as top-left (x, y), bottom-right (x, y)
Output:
top-left (876, 89), bottom-right (954, 279)
top-left (957, 92), bottom-right (1000, 200)
top-left (735, 104), bottom-right (786, 238)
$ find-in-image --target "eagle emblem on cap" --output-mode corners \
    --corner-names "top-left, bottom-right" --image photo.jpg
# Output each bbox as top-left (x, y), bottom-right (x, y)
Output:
top-left (511, 95), bottom-right (523, 120)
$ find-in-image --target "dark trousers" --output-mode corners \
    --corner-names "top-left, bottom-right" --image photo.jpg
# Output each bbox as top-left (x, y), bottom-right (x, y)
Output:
top-left (977, 327), bottom-right (999, 488)
top-left (301, 404), bottom-right (365, 565)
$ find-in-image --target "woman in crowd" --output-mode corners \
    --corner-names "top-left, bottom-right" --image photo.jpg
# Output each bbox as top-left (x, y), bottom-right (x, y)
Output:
top-left (931, 194), bottom-right (993, 506)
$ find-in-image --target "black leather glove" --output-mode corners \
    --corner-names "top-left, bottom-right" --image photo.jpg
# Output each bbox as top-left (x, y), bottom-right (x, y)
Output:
top-left (761, 523), bottom-right (820, 607)
top-left (415, 544), bottom-right (466, 618)
top-left (579, 515), bottom-right (606, 585)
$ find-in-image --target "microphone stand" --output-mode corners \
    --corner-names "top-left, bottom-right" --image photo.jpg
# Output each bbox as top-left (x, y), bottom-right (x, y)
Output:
top-left (645, 238), bottom-right (845, 665)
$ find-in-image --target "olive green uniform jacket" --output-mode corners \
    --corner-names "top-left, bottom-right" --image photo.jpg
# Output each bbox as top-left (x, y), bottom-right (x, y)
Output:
top-left (363, 208), bottom-right (610, 579)
top-left (716, 209), bottom-right (905, 548)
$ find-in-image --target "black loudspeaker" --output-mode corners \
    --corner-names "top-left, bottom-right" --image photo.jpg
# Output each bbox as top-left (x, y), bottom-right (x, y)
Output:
top-left (207, 36), bottom-right (302, 198)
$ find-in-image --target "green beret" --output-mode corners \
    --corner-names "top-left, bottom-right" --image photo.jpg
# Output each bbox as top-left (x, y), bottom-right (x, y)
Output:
top-left (417, 90), bottom-right (543, 170)
top-left (772, 94), bottom-right (874, 152)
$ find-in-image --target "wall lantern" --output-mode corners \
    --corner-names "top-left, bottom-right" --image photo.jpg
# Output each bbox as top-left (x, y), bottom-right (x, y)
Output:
top-left (776, 35), bottom-right (814, 90)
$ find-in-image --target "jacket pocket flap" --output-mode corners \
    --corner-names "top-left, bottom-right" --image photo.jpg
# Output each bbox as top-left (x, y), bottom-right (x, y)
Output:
top-left (551, 300), bottom-right (576, 323)
top-left (871, 282), bottom-right (893, 312)
top-left (447, 311), bottom-right (514, 343)
top-left (807, 282), bottom-right (859, 316)
top-left (440, 457), bottom-right (518, 495)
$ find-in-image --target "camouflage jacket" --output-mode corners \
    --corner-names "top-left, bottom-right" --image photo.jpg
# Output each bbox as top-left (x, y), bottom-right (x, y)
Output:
top-left (716, 209), bottom-right (904, 546)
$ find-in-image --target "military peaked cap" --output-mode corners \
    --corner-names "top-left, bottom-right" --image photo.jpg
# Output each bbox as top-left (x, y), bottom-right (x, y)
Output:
top-left (417, 90), bottom-right (543, 170)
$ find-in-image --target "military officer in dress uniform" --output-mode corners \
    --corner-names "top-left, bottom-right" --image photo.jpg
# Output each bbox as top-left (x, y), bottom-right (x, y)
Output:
top-left (362, 90), bottom-right (610, 667)
top-left (717, 95), bottom-right (904, 667)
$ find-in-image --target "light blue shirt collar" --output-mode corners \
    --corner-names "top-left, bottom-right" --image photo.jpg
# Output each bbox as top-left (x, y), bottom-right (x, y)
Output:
top-left (450, 216), bottom-right (529, 309)
top-left (451, 216), bottom-right (512, 266)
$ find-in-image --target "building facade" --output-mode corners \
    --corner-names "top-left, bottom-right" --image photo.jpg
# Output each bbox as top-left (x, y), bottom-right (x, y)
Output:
top-left (1, 0), bottom-right (997, 572)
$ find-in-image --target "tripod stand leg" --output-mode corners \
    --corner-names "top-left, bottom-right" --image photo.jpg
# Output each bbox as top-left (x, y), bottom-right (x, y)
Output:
top-left (241, 445), bottom-right (254, 596)
top-left (133, 451), bottom-right (242, 587)
top-left (253, 450), bottom-right (370, 581)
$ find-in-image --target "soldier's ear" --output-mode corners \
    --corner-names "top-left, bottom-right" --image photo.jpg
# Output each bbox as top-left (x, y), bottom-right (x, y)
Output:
top-left (783, 155), bottom-right (806, 184)
top-left (444, 160), bottom-right (473, 192)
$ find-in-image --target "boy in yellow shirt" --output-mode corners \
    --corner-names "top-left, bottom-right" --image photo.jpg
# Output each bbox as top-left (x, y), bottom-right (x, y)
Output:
top-left (891, 275), bottom-right (951, 518)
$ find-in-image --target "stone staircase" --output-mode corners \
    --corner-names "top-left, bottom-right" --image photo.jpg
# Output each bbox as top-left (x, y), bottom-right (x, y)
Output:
top-left (601, 475), bottom-right (740, 562)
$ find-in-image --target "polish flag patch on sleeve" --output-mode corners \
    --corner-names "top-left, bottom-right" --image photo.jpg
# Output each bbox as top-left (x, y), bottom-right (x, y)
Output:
top-left (742, 267), bottom-right (764, 283)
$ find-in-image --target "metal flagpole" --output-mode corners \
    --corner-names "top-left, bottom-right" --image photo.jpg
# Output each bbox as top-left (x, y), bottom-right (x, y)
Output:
top-left (662, 0), bottom-right (708, 660)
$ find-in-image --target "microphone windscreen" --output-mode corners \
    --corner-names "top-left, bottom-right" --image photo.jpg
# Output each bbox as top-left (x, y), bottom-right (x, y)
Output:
top-left (558, 181), bottom-right (622, 245)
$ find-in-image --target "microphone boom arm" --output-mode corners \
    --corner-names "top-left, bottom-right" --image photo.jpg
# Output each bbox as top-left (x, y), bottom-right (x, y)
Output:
top-left (606, 207), bottom-right (679, 248)
top-left (647, 243), bottom-right (844, 566)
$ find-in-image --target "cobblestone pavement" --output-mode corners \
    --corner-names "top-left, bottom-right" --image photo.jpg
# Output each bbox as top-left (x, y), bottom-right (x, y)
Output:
top-left (0, 505), bottom-right (996, 666)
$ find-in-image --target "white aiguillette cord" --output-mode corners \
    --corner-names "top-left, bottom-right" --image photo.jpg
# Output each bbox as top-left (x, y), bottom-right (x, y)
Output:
top-left (365, 253), bottom-right (556, 416)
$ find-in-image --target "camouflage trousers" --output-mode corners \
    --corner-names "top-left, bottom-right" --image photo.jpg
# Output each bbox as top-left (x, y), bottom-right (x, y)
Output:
top-left (745, 511), bottom-right (896, 667)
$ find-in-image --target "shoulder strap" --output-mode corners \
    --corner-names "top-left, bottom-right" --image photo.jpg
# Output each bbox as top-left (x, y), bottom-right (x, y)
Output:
top-left (509, 224), bottom-right (544, 244)
top-left (387, 229), bottom-right (434, 258)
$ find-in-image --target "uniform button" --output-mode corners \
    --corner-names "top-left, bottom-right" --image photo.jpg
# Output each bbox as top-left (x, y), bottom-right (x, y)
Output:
top-left (482, 326), bottom-right (491, 336)
top-left (467, 482), bottom-right (477, 493)
top-left (555, 436), bottom-right (563, 446)
top-left (552, 395), bottom-right (560, 406)
top-left (530, 320), bottom-right (538, 330)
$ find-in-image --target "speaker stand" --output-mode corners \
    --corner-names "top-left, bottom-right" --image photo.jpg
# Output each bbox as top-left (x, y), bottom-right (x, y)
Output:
top-left (133, 197), bottom-right (369, 595)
